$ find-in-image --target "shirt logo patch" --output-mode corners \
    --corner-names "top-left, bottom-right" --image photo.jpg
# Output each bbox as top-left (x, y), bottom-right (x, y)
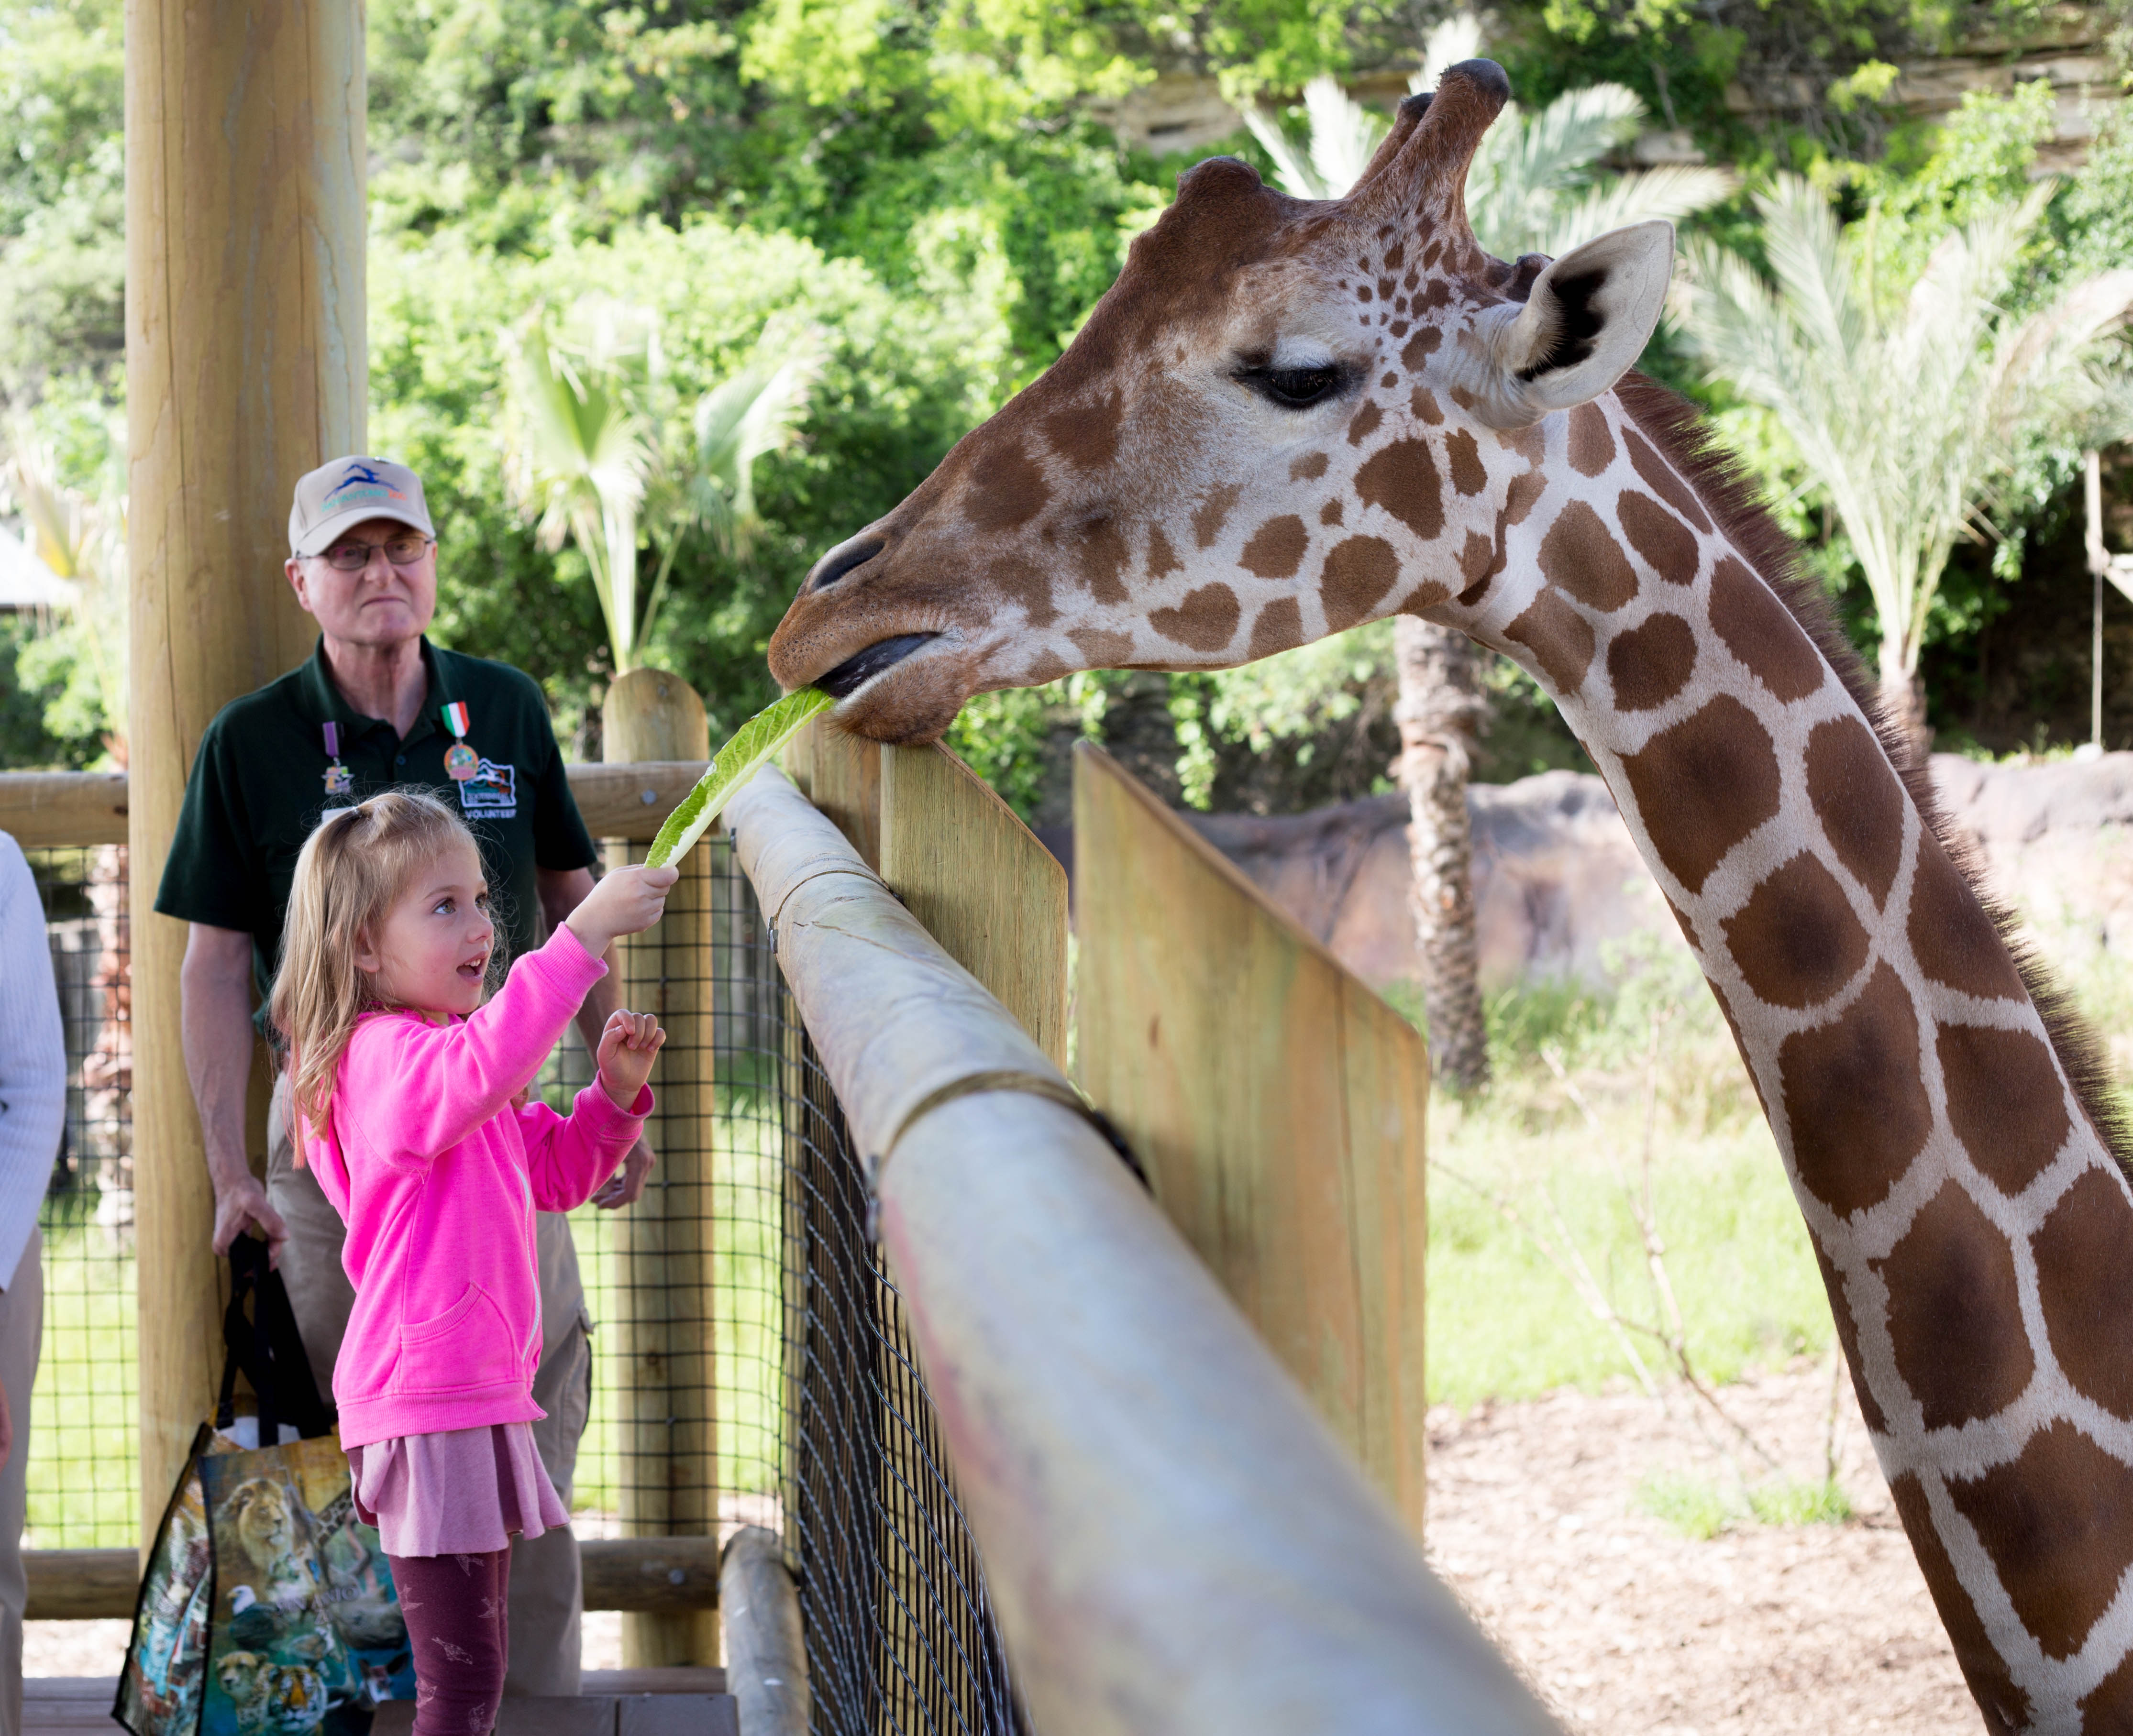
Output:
top-left (457, 759), bottom-right (518, 819)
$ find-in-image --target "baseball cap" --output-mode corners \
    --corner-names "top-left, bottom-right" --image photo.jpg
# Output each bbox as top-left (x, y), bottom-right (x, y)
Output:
top-left (289, 456), bottom-right (435, 557)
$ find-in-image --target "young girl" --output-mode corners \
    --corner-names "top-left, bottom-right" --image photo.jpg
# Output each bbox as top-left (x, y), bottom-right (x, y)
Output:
top-left (269, 790), bottom-right (678, 1734)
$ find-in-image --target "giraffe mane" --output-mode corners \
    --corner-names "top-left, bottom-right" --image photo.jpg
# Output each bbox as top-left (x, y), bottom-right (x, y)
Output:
top-left (1615, 371), bottom-right (2133, 1183)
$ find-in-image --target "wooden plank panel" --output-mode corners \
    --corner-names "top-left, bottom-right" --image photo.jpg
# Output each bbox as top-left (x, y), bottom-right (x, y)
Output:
top-left (570, 761), bottom-right (710, 839)
top-left (807, 727), bottom-right (882, 871)
top-left (879, 744), bottom-right (1069, 1068)
top-left (1071, 743), bottom-right (1430, 1534)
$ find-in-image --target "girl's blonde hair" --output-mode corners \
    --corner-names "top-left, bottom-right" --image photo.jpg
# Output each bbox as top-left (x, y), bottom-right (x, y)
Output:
top-left (270, 790), bottom-right (501, 1129)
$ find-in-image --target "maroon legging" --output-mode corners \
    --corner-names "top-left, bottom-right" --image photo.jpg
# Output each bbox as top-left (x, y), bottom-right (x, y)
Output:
top-left (388, 1547), bottom-right (511, 1735)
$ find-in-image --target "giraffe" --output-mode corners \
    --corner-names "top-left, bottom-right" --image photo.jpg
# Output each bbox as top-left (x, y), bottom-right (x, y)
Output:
top-left (766, 59), bottom-right (2133, 1734)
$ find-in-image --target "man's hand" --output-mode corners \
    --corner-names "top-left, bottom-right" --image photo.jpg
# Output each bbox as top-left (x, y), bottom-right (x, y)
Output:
top-left (592, 1136), bottom-right (657, 1209)
top-left (213, 1175), bottom-right (290, 1266)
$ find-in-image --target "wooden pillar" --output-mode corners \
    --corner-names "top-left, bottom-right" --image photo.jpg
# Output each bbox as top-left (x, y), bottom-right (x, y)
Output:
top-left (602, 668), bottom-right (718, 1666)
top-left (1072, 744), bottom-right (1432, 1535)
top-left (126, 0), bottom-right (367, 1535)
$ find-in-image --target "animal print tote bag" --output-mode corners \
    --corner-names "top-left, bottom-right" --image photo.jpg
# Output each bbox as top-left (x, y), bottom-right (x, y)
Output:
top-left (115, 1240), bottom-right (414, 1736)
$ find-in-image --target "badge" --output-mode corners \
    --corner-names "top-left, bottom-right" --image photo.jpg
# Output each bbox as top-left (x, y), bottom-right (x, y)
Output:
top-left (321, 723), bottom-right (353, 795)
top-left (440, 701), bottom-right (479, 781)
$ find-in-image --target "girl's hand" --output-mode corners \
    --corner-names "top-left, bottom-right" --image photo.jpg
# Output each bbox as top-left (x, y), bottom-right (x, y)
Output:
top-left (564, 865), bottom-right (680, 956)
top-left (597, 1010), bottom-right (665, 1110)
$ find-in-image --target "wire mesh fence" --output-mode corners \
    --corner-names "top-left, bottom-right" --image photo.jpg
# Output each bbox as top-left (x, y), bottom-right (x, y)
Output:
top-left (27, 827), bottom-right (1023, 1731)
top-left (25, 845), bottom-right (139, 1549)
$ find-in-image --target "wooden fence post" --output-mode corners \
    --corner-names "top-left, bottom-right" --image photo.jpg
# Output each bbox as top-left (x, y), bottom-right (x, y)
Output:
top-left (126, 0), bottom-right (366, 1538)
top-left (602, 668), bottom-right (718, 1666)
top-left (1071, 744), bottom-right (1432, 1535)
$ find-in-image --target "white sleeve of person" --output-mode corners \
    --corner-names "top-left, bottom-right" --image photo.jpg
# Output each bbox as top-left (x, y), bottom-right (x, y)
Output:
top-left (0, 835), bottom-right (65, 1291)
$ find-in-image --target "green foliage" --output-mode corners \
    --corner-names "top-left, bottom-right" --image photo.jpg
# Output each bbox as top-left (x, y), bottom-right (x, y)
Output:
top-left (1632, 1472), bottom-right (1851, 1538)
top-left (1747, 1476), bottom-right (1854, 1525)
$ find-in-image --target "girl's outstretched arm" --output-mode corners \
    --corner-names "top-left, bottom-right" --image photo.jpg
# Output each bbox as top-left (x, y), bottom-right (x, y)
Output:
top-left (520, 1012), bottom-right (662, 1210)
top-left (341, 925), bottom-right (609, 1164)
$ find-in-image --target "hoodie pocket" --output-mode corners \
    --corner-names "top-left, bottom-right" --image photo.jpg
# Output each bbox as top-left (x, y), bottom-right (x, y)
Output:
top-left (391, 1283), bottom-right (519, 1395)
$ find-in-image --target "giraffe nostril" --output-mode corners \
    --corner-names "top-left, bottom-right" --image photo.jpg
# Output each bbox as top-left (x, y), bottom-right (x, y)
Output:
top-left (809, 534), bottom-right (887, 593)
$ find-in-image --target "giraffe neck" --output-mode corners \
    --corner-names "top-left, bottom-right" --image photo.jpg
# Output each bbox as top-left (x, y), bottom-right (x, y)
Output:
top-left (1431, 385), bottom-right (2133, 1736)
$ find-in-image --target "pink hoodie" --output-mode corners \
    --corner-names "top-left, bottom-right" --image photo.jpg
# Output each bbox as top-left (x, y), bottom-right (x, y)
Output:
top-left (301, 924), bottom-right (650, 1449)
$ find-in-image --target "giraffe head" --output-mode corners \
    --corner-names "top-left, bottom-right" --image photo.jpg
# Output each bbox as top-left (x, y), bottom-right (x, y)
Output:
top-left (769, 59), bottom-right (1675, 741)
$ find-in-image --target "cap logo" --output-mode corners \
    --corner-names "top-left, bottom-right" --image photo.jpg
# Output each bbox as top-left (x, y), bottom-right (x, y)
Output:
top-left (323, 462), bottom-right (407, 505)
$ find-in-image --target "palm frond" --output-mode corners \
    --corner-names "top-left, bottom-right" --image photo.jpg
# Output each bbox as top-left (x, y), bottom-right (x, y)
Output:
top-left (1533, 164), bottom-right (1737, 258)
top-left (1413, 12), bottom-right (1485, 94)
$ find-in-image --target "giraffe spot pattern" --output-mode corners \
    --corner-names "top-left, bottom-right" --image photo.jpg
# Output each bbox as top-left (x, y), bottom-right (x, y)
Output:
top-left (1458, 529), bottom-right (1501, 595)
top-left (1889, 1473), bottom-right (2033, 1735)
top-left (1618, 491), bottom-right (1700, 587)
top-left (1708, 556), bottom-right (1824, 702)
top-left (1948, 1420), bottom-right (2133, 1661)
top-left (964, 443), bottom-right (1051, 532)
top-left (1348, 403), bottom-right (1385, 447)
top-left (1810, 1237), bottom-right (1888, 1432)
top-left (1877, 1180), bottom-right (2035, 1430)
top-left (1355, 439), bottom-right (1444, 541)
top-left (1567, 403), bottom-right (1615, 477)
top-left (1021, 650), bottom-right (1072, 684)
top-left (1320, 537), bottom-right (1401, 633)
top-left (990, 553), bottom-right (1057, 628)
top-left (1445, 429), bottom-right (1487, 496)
top-left (1939, 1023), bottom-right (2071, 1196)
top-left (1504, 587), bottom-right (1595, 693)
top-left (1909, 841), bottom-right (2025, 1002)
top-left (2081, 1652), bottom-right (2133, 1729)
top-left (1149, 583), bottom-right (1241, 653)
top-left (1623, 425), bottom-right (1714, 533)
top-left (1146, 525), bottom-right (1182, 579)
top-left (1239, 515), bottom-right (1309, 579)
top-left (1248, 598), bottom-right (1304, 660)
top-left (1538, 501), bottom-right (1639, 611)
top-left (2034, 1167), bottom-right (2133, 1421)
top-left (1041, 392), bottom-right (1123, 471)
top-left (1193, 483), bottom-right (1242, 549)
top-left (1401, 328), bottom-right (1443, 370)
top-left (1289, 451), bottom-right (1329, 482)
top-left (1779, 961), bottom-right (1932, 1218)
top-left (1604, 611), bottom-right (1697, 712)
top-left (1410, 385), bottom-right (1444, 424)
top-left (1619, 695), bottom-right (1781, 894)
top-left (1722, 852), bottom-right (1870, 1010)
top-left (1067, 627), bottom-right (1135, 666)
top-left (1805, 716), bottom-right (1905, 907)
top-left (1070, 516), bottom-right (1130, 604)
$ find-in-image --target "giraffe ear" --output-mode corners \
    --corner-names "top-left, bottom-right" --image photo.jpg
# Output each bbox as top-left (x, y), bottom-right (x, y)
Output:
top-left (1466, 221), bottom-right (1674, 429)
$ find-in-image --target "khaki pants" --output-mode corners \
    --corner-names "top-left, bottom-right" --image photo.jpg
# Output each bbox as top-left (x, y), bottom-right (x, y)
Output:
top-left (268, 1076), bottom-right (589, 1697)
top-left (0, 1231), bottom-right (40, 1736)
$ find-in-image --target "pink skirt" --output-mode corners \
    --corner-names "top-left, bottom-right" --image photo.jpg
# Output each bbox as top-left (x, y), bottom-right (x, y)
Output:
top-left (347, 1422), bottom-right (571, 1558)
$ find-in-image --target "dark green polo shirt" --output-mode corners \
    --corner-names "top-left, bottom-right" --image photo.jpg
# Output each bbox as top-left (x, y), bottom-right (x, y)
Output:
top-left (154, 639), bottom-right (597, 1020)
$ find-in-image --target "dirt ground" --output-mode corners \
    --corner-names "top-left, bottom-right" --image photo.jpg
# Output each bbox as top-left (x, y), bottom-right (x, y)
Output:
top-left (1425, 1358), bottom-right (1978, 1734)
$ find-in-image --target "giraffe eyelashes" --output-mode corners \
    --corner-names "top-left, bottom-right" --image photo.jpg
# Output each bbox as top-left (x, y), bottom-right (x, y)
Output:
top-left (1235, 364), bottom-right (1347, 409)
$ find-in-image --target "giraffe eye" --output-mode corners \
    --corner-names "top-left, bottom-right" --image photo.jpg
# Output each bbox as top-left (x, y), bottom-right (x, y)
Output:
top-left (1238, 365), bottom-right (1343, 409)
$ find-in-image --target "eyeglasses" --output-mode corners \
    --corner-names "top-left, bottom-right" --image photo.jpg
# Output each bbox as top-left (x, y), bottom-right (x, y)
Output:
top-left (318, 535), bottom-right (434, 572)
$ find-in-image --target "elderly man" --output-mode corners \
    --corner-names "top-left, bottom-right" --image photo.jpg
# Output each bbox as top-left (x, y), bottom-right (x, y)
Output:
top-left (153, 456), bottom-right (651, 1697)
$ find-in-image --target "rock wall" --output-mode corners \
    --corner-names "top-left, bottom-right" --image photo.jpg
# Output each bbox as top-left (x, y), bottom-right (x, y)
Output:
top-left (1174, 751), bottom-right (2133, 997)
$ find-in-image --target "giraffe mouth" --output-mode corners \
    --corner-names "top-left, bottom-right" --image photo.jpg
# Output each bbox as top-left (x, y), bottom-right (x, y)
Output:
top-left (814, 634), bottom-right (940, 700)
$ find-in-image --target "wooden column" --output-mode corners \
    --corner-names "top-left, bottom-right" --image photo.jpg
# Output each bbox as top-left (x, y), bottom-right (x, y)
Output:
top-left (126, 0), bottom-right (366, 1535)
top-left (1072, 744), bottom-right (1432, 1535)
top-left (602, 668), bottom-right (718, 1666)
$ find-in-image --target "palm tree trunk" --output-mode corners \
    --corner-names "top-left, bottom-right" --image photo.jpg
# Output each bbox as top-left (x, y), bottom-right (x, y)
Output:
top-left (1879, 646), bottom-right (1932, 760)
top-left (1393, 615), bottom-right (1490, 1093)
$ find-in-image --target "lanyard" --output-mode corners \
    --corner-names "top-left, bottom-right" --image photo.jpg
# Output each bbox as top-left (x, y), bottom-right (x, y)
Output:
top-left (321, 722), bottom-right (353, 797)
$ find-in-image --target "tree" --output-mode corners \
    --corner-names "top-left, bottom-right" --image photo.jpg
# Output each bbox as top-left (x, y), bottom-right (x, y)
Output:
top-left (1241, 13), bottom-right (1733, 1091)
top-left (1681, 175), bottom-right (2133, 744)
top-left (500, 294), bottom-right (823, 677)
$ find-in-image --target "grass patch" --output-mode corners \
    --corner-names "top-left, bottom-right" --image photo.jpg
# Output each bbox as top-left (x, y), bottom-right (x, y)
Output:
top-left (1636, 1473), bottom-right (1733, 1540)
top-left (1422, 935), bottom-right (1837, 1407)
top-left (1747, 1477), bottom-right (1853, 1526)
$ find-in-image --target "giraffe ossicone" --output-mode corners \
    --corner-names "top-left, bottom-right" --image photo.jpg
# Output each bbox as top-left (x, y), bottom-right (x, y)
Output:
top-left (771, 58), bottom-right (2133, 1736)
